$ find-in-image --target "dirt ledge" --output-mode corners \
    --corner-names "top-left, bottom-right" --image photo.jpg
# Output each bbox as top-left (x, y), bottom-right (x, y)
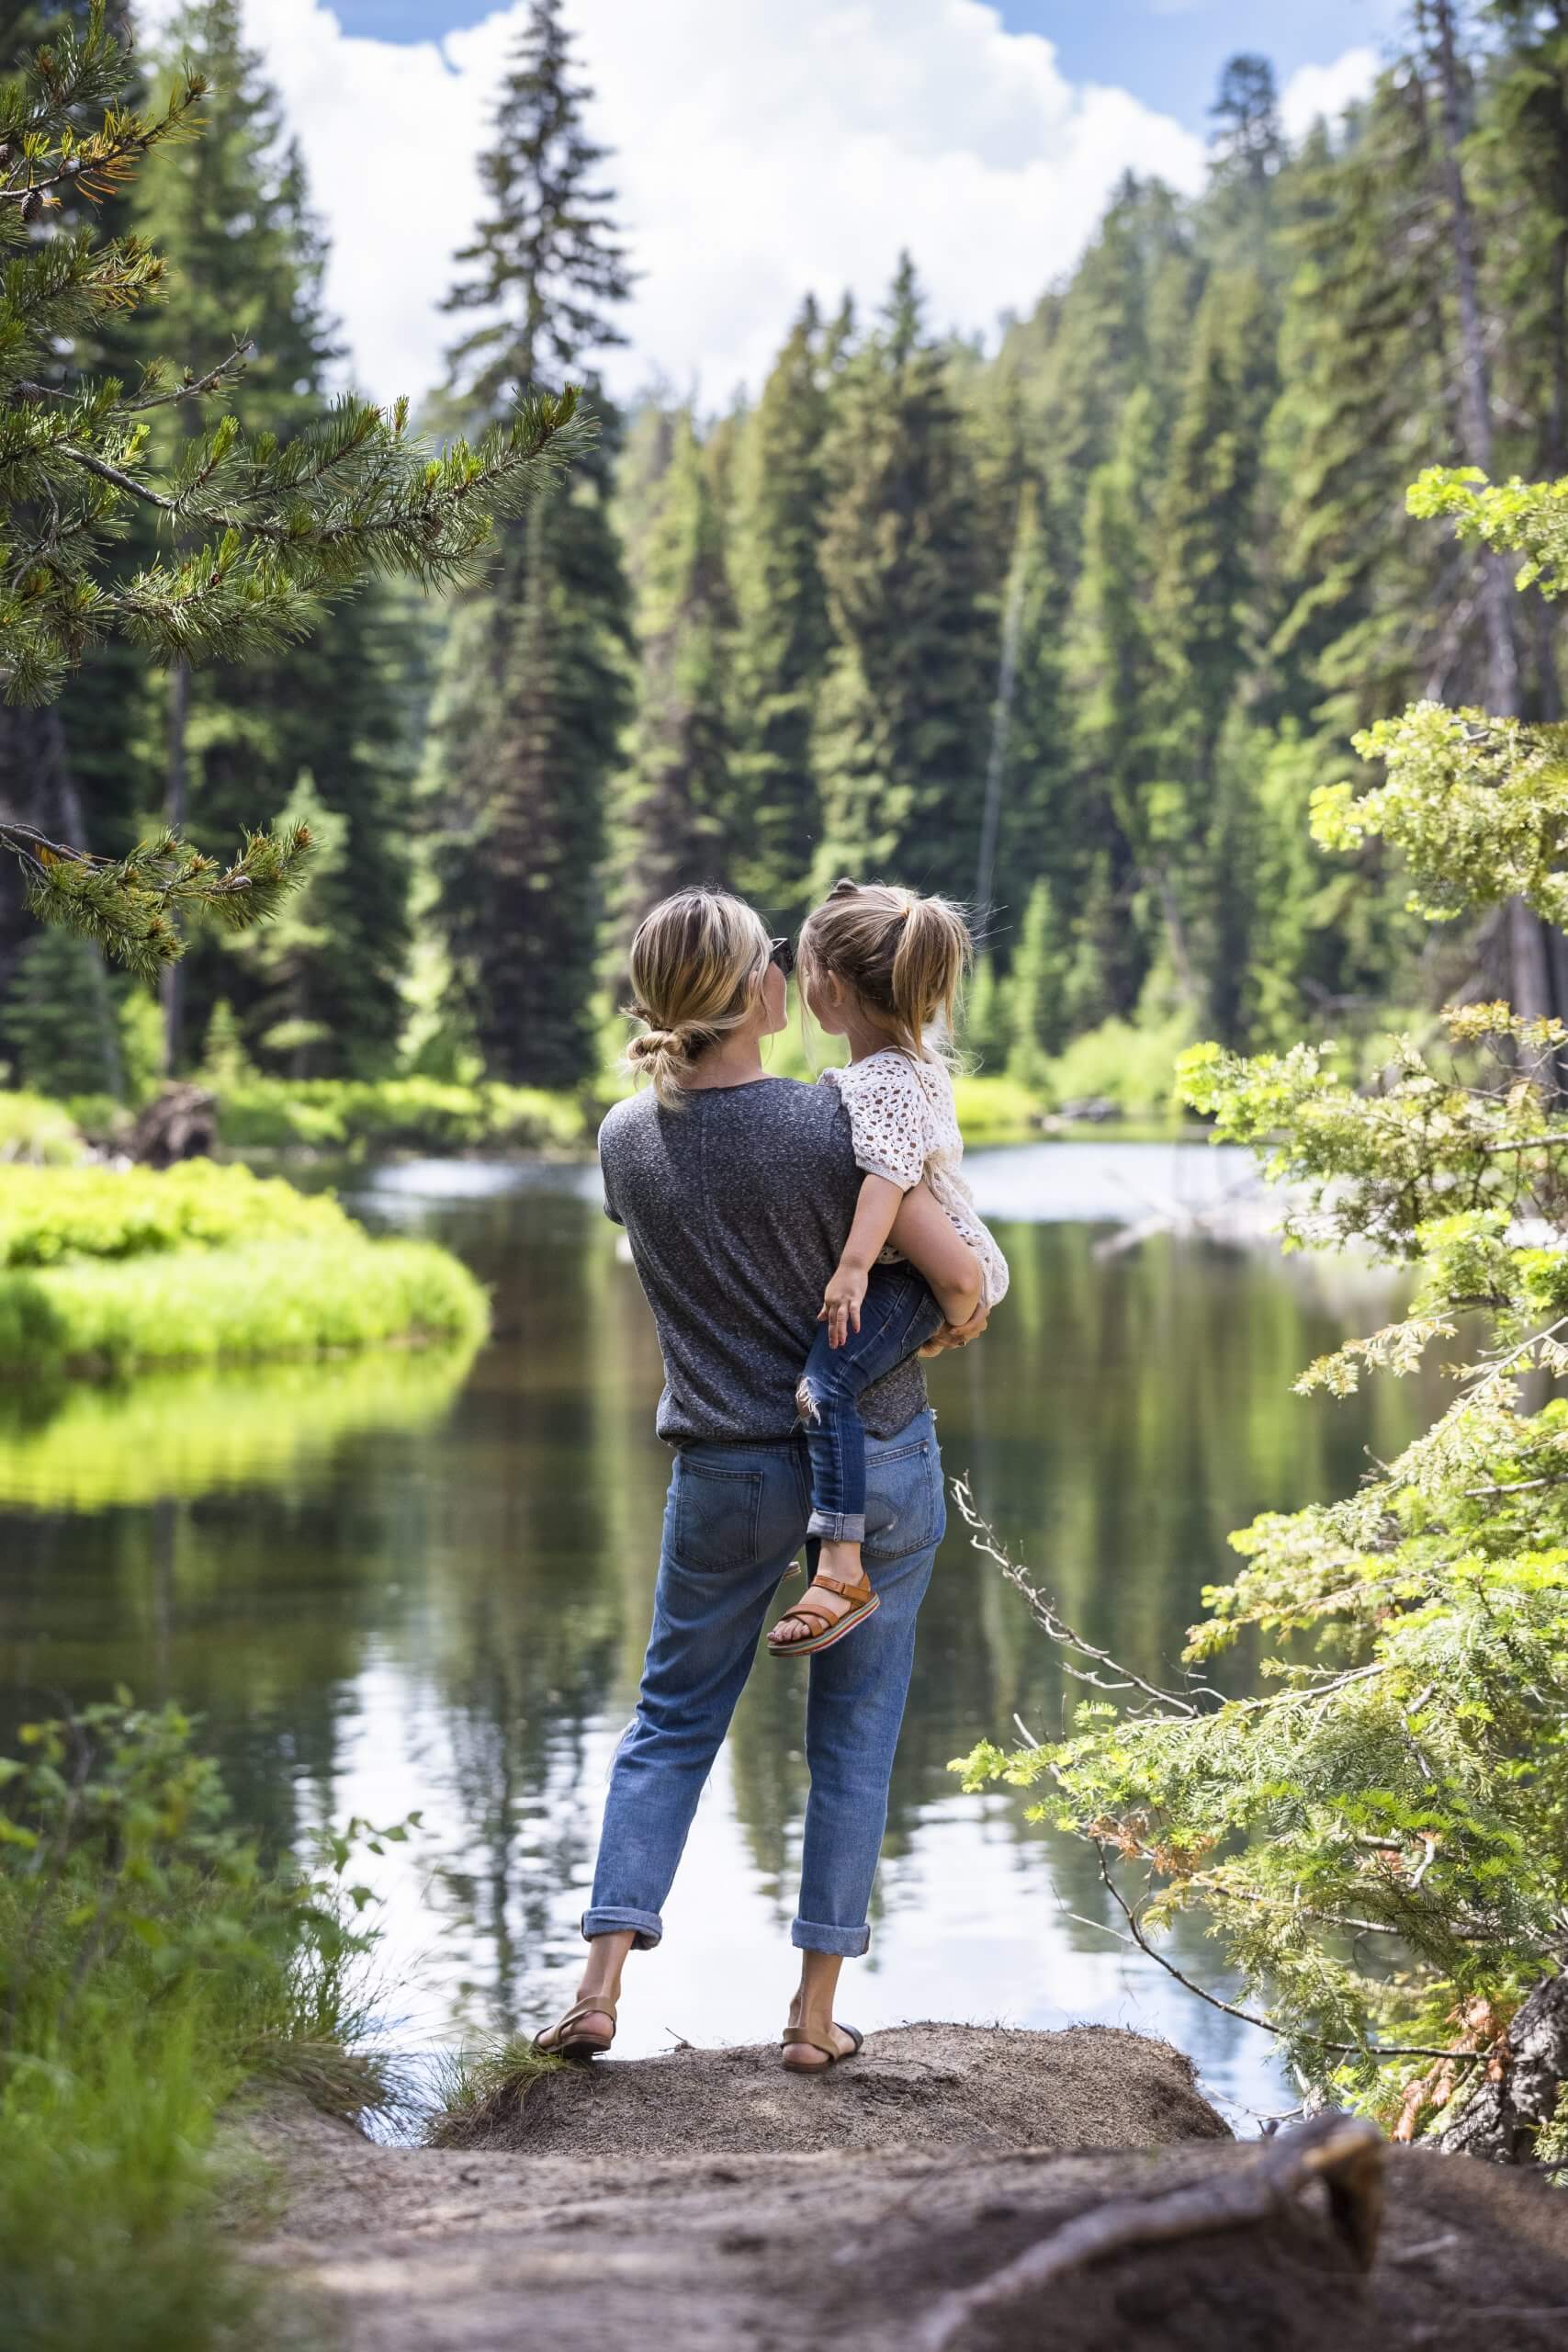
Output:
top-left (437, 2021), bottom-right (1232, 2159)
top-left (247, 2023), bottom-right (1568, 2352)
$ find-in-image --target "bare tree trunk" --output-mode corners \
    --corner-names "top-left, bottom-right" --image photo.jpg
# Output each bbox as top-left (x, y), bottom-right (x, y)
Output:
top-left (160, 658), bottom-right (189, 1077)
top-left (1438, 1972), bottom-right (1568, 2160)
top-left (1427, 1), bottom-right (1557, 1035)
top-left (56, 768), bottom-right (126, 1102)
top-left (0, 703), bottom-right (125, 1098)
top-left (975, 490), bottom-right (1032, 923)
top-left (1428, 0), bottom-right (1521, 717)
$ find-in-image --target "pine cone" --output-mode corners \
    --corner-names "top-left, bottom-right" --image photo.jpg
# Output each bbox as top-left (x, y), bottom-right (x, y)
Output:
top-left (21, 188), bottom-right (43, 224)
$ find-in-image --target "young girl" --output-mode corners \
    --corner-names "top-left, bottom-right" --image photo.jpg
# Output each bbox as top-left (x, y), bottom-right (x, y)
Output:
top-left (767, 878), bottom-right (1009, 1659)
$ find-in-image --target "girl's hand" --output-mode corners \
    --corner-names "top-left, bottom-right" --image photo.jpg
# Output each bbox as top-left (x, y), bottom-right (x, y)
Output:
top-left (821, 1262), bottom-right (869, 1349)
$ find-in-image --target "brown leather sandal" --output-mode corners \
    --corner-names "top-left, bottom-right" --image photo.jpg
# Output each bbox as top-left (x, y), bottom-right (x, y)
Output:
top-left (782, 2023), bottom-right (864, 2073)
top-left (768, 1573), bottom-right (880, 1658)
top-left (533, 1995), bottom-right (617, 2062)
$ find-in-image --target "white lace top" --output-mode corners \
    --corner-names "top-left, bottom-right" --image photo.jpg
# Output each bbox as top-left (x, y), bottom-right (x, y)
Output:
top-left (821, 1049), bottom-right (1010, 1308)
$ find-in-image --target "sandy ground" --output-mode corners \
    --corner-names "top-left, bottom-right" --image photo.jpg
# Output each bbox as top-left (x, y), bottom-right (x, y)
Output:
top-left (247, 2024), bottom-right (1568, 2352)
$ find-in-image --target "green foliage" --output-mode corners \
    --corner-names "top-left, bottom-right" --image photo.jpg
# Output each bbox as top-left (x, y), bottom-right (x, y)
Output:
top-left (1408, 467), bottom-right (1568, 597)
top-left (0, 1697), bottom-right (396, 2351)
top-left (0, 1158), bottom-right (490, 1372)
top-left (212, 1071), bottom-right (596, 1154)
top-left (961, 471), bottom-right (1568, 2134)
top-left (0, 1156), bottom-right (345, 1264)
top-left (0, 6), bottom-right (591, 699)
top-left (1048, 1010), bottom-right (1194, 1118)
top-left (0, 1087), bottom-right (85, 1163)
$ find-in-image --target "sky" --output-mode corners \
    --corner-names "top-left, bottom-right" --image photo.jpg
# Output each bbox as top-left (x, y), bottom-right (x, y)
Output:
top-left (134, 0), bottom-right (1403, 411)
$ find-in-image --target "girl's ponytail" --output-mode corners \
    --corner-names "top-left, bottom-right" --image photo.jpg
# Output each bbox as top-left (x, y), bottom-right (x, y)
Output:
top-left (800, 880), bottom-right (973, 1060)
top-left (889, 894), bottom-right (972, 1053)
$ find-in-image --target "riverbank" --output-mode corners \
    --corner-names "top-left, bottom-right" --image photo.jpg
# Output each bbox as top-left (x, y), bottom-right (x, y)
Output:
top-left (0, 1161), bottom-right (488, 1379)
top-left (250, 2029), bottom-right (1568, 2352)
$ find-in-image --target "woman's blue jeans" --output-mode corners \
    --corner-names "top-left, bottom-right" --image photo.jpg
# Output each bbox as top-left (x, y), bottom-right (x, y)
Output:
top-left (798, 1265), bottom-right (944, 1544)
top-left (583, 1409), bottom-right (944, 1958)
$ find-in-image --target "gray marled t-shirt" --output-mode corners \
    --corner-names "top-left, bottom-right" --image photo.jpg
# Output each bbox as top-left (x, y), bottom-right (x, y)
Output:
top-left (599, 1077), bottom-right (929, 1445)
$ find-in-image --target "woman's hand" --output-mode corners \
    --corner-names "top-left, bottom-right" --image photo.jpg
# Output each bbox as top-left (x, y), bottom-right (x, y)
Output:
top-left (921, 1299), bottom-right (989, 1356)
top-left (821, 1261), bottom-right (870, 1349)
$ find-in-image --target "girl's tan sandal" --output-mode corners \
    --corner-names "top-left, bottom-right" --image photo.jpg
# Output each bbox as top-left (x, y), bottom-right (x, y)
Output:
top-left (768, 1574), bottom-right (880, 1658)
top-left (782, 2023), bottom-right (864, 2073)
top-left (533, 1996), bottom-right (617, 2062)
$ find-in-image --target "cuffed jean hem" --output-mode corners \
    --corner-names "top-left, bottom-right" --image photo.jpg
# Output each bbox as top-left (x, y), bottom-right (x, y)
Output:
top-left (581, 1905), bottom-right (663, 1951)
top-left (791, 1916), bottom-right (871, 1958)
top-left (807, 1508), bottom-right (866, 1543)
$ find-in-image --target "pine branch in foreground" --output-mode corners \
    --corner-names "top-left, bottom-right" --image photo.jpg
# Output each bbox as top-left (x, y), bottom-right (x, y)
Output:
top-left (0, 819), bottom-right (314, 978)
top-left (1, 5), bottom-right (596, 706)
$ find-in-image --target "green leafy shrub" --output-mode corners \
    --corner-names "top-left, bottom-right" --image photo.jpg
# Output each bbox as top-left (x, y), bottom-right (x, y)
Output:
top-left (0, 1235), bottom-right (487, 1377)
top-left (0, 1092), bottom-right (85, 1167)
top-left (949, 1073), bottom-right (1046, 1145)
top-left (0, 1701), bottom-right (400, 2352)
top-left (1045, 1011), bottom-right (1193, 1117)
top-left (0, 1159), bottom-right (348, 1268)
top-left (215, 1073), bottom-right (597, 1155)
top-left (0, 1162), bottom-right (489, 1377)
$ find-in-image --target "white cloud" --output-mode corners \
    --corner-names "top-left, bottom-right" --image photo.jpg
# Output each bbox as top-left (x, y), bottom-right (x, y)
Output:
top-left (134, 0), bottom-right (1209, 408)
top-left (1280, 45), bottom-right (1382, 143)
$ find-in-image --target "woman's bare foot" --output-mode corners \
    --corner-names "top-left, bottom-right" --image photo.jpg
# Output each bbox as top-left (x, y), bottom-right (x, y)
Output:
top-left (533, 1997), bottom-right (616, 2058)
top-left (534, 1930), bottom-right (635, 2058)
top-left (782, 1991), bottom-right (863, 2071)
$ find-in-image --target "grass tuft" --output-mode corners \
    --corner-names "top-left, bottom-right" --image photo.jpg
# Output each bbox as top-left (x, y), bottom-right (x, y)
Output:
top-left (425, 2033), bottom-right (568, 2147)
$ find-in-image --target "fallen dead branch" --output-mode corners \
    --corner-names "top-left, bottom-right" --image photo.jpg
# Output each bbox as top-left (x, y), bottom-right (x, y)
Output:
top-left (914, 2111), bottom-right (1385, 2352)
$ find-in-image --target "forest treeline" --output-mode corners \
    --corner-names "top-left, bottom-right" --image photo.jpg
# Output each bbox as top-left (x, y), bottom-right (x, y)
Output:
top-left (3, 0), bottom-right (1567, 1105)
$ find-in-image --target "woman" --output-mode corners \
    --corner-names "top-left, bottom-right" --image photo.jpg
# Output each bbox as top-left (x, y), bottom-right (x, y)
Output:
top-left (535, 888), bottom-right (987, 2072)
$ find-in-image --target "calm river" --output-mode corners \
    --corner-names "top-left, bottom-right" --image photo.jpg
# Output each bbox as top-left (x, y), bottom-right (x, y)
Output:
top-left (0, 1141), bottom-right (1433, 2124)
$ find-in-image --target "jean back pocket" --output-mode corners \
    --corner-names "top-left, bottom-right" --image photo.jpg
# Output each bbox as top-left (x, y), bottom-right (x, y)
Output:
top-left (671, 1456), bottom-right (764, 1571)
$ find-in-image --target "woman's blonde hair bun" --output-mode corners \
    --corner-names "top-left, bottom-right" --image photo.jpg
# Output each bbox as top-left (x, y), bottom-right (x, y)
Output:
top-left (624, 888), bottom-right (773, 1107)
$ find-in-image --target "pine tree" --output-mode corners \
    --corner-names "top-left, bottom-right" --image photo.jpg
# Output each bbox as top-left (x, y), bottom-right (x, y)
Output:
top-left (813, 256), bottom-right (994, 899)
top-left (729, 298), bottom-right (832, 923)
top-left (995, 176), bottom-right (1197, 522)
top-left (1008, 881), bottom-right (1068, 1075)
top-left (1203, 53), bottom-right (1288, 268)
top-left (426, 0), bottom-right (633, 1086)
top-left (614, 414), bottom-right (738, 922)
top-left (1153, 268), bottom-right (1278, 1034)
top-left (1065, 388), bottom-right (1167, 1022)
top-left (0, 4), bottom-right (585, 982)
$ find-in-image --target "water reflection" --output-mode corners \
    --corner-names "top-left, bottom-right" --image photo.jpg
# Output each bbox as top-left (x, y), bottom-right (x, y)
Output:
top-left (0, 1148), bottom-right (1436, 2119)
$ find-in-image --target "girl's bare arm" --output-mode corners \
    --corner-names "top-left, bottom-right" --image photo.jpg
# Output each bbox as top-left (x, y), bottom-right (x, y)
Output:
top-left (889, 1182), bottom-right (983, 1328)
top-left (822, 1173), bottom-right (906, 1346)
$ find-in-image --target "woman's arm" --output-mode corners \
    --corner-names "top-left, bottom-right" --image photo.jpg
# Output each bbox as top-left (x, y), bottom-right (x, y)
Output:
top-left (889, 1182), bottom-right (983, 1329)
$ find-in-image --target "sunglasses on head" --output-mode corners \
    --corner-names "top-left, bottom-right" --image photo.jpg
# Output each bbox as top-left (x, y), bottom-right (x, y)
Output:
top-left (769, 935), bottom-right (796, 978)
